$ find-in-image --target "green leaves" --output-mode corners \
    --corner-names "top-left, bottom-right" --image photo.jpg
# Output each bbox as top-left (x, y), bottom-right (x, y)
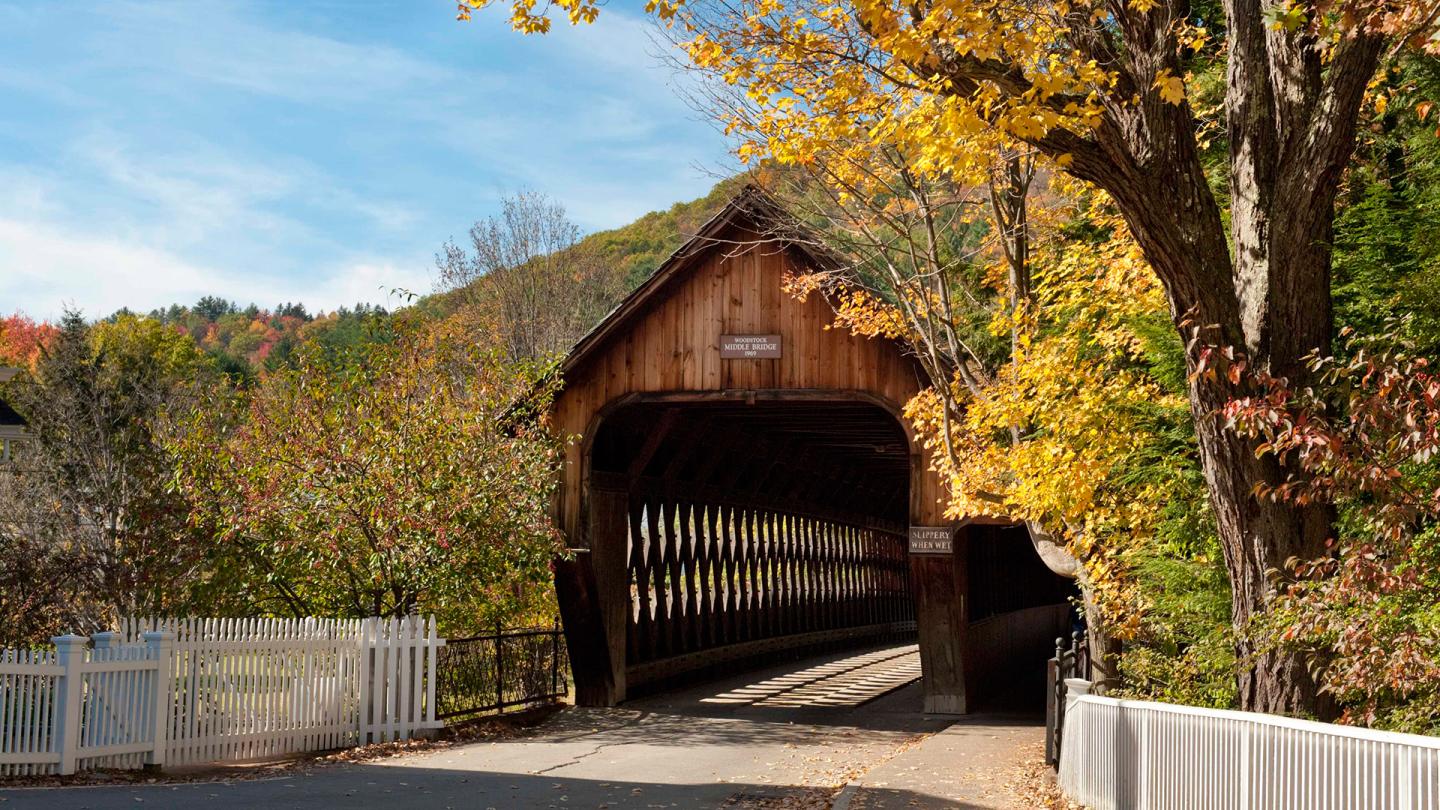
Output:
top-left (1264, 2), bottom-right (1309, 33)
top-left (169, 314), bottom-right (563, 632)
top-left (0, 311), bottom-right (221, 641)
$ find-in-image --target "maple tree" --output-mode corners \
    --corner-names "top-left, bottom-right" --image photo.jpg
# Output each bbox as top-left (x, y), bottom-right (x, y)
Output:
top-left (461, 0), bottom-right (1440, 714)
top-left (0, 313), bottom-right (58, 369)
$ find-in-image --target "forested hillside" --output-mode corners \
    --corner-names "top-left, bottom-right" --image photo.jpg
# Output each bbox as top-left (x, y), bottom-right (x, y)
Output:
top-left (577, 177), bottom-right (743, 290)
top-left (0, 179), bottom-right (739, 380)
top-left (0, 180), bottom-right (740, 643)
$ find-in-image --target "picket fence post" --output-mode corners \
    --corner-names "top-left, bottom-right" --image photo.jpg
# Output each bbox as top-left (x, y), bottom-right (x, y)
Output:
top-left (142, 632), bottom-right (172, 768)
top-left (51, 634), bottom-right (87, 776)
top-left (357, 618), bottom-right (372, 745)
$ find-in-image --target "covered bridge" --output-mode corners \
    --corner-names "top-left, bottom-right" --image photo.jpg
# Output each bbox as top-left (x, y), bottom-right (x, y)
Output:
top-left (547, 188), bottom-right (1072, 714)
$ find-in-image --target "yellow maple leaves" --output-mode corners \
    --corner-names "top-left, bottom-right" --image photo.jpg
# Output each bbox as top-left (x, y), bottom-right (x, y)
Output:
top-left (903, 199), bottom-right (1184, 632)
top-left (1153, 69), bottom-right (1188, 105)
top-left (456, 0), bottom-right (602, 31)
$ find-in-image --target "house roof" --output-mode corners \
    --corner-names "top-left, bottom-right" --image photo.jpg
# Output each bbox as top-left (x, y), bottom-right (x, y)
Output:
top-left (558, 185), bottom-right (844, 378)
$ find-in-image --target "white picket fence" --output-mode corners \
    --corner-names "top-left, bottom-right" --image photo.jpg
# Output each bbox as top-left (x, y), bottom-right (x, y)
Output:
top-left (0, 616), bottom-right (443, 776)
top-left (1058, 679), bottom-right (1440, 809)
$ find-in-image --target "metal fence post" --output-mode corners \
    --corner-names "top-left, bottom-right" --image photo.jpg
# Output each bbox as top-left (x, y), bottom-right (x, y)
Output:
top-left (52, 634), bottom-right (88, 775)
top-left (1046, 636), bottom-right (1062, 768)
top-left (142, 632), bottom-right (172, 768)
top-left (501, 633), bottom-right (509, 712)
top-left (551, 621), bottom-right (561, 698)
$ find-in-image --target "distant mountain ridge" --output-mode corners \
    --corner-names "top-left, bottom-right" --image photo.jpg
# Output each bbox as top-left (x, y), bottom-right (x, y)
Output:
top-left (0, 179), bottom-right (745, 377)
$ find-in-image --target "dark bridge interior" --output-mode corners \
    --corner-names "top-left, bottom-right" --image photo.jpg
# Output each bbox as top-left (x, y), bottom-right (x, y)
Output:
top-left (589, 399), bottom-right (917, 691)
top-left (591, 400), bottom-right (913, 527)
top-left (584, 397), bottom-right (1078, 708)
top-left (966, 524), bottom-right (1077, 710)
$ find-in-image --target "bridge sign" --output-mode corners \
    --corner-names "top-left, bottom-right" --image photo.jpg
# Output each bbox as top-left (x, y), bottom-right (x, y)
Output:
top-left (720, 334), bottom-right (782, 358)
top-left (908, 526), bottom-right (954, 554)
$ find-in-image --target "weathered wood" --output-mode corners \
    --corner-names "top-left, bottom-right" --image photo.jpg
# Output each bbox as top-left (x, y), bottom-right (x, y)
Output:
top-left (555, 555), bottom-right (616, 707)
top-left (587, 485), bottom-right (630, 704)
top-left (627, 496), bottom-right (649, 666)
top-left (627, 408), bottom-right (680, 479)
top-left (646, 493), bottom-right (666, 659)
top-left (910, 529), bottom-right (969, 715)
top-left (551, 194), bottom-right (971, 712)
top-left (663, 499), bottom-right (684, 656)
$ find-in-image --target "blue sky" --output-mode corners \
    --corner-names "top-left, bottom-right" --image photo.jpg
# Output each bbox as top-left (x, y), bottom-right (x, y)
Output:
top-left (0, 0), bottom-right (732, 320)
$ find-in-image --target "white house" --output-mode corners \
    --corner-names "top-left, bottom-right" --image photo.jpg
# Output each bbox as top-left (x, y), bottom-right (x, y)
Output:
top-left (0, 367), bottom-right (25, 462)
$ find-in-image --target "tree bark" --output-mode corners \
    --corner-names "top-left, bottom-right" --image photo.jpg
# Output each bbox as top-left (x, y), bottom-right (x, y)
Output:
top-left (1188, 361), bottom-right (1335, 715)
top-left (1064, 110), bottom-right (1343, 717)
top-left (949, 0), bottom-right (1382, 715)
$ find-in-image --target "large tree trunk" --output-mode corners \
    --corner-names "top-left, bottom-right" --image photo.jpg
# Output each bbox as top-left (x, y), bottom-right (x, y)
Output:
top-left (1114, 183), bottom-right (1338, 715)
top-left (1095, 145), bottom-right (1341, 717)
top-left (1044, 91), bottom-right (1333, 716)
top-left (930, 0), bottom-right (1383, 714)
top-left (1023, 0), bottom-right (1379, 714)
top-left (1189, 364), bottom-right (1335, 716)
top-left (1209, 1), bottom-right (1378, 717)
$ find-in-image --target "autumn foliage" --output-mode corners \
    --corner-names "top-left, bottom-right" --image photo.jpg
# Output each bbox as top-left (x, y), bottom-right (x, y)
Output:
top-left (1228, 331), bottom-right (1440, 731)
top-left (458, 0), bottom-right (1440, 716)
top-left (0, 313), bottom-right (58, 369)
top-left (168, 315), bottom-right (564, 630)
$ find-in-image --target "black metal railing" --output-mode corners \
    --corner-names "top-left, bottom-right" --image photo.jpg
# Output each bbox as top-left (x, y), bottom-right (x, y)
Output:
top-left (1046, 630), bottom-right (1089, 769)
top-left (435, 623), bottom-right (569, 720)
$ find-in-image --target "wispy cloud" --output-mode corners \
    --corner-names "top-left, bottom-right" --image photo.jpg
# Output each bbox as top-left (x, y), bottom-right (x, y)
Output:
top-left (0, 218), bottom-right (430, 320)
top-left (89, 1), bottom-right (463, 106)
top-left (0, 0), bottom-right (729, 319)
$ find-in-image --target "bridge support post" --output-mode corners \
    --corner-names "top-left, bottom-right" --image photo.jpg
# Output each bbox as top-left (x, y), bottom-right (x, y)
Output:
top-left (911, 527), bottom-right (970, 715)
top-left (554, 553), bottom-right (614, 707)
top-left (588, 482), bottom-right (631, 705)
top-left (555, 478), bottom-right (631, 707)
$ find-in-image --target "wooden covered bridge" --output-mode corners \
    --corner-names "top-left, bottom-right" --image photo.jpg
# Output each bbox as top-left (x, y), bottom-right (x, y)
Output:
top-left (547, 188), bottom-right (1073, 714)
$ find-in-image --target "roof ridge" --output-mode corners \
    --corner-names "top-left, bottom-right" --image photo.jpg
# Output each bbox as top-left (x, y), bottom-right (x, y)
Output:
top-left (558, 186), bottom-right (826, 376)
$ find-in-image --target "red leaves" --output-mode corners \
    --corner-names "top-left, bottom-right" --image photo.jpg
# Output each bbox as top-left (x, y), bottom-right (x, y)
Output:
top-left (0, 313), bottom-right (58, 369)
top-left (1219, 328), bottom-right (1440, 729)
top-left (1225, 336), bottom-right (1440, 532)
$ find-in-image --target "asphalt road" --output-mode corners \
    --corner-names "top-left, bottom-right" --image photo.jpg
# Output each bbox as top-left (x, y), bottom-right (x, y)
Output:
top-left (0, 643), bottom-right (1043, 809)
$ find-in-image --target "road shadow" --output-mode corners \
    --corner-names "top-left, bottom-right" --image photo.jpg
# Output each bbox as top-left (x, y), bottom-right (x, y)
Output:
top-left (0, 642), bottom-right (1048, 809)
top-left (0, 764), bottom-right (991, 809)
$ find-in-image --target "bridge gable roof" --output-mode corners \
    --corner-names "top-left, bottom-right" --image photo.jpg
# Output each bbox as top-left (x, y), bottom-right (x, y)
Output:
top-left (559, 186), bottom-right (847, 380)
